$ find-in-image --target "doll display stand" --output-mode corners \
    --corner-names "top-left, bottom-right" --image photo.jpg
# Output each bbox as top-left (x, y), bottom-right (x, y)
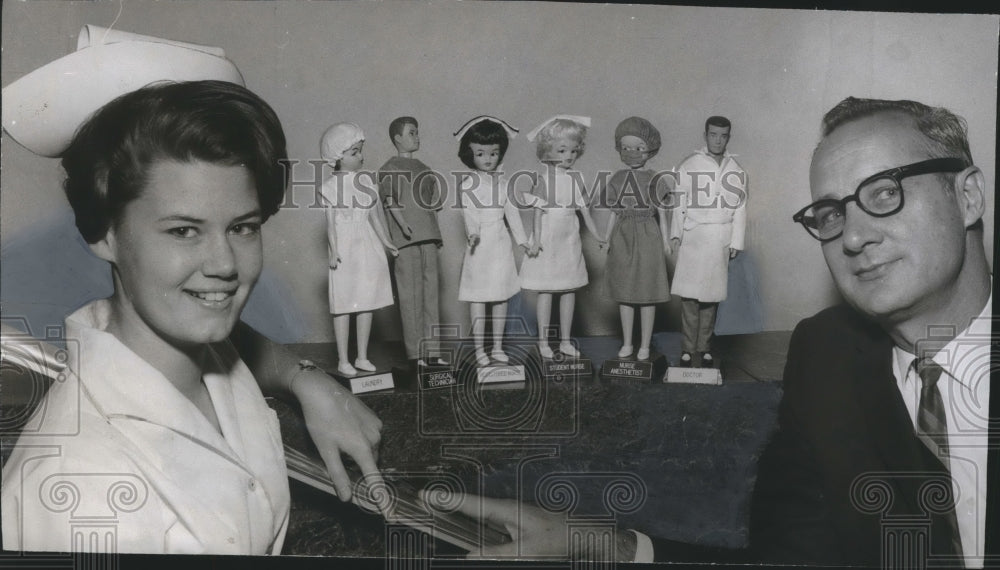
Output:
top-left (664, 365), bottom-right (723, 385)
top-left (600, 351), bottom-right (668, 385)
top-left (539, 343), bottom-right (592, 382)
top-left (329, 365), bottom-right (396, 394)
top-left (417, 362), bottom-right (458, 390)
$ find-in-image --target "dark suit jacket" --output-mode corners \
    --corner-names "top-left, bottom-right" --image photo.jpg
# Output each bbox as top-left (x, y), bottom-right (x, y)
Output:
top-left (651, 304), bottom-right (996, 566)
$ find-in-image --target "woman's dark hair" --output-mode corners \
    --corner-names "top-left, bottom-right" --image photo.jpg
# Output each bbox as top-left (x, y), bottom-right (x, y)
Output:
top-left (458, 120), bottom-right (510, 170)
top-left (62, 80), bottom-right (288, 243)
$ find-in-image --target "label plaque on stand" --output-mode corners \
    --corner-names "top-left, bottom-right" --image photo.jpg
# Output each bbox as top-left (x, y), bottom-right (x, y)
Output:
top-left (542, 358), bottom-right (592, 381)
top-left (349, 372), bottom-right (395, 394)
top-left (664, 367), bottom-right (722, 385)
top-left (330, 368), bottom-right (396, 394)
top-left (476, 364), bottom-right (526, 384)
top-left (600, 353), bottom-right (667, 385)
top-left (419, 365), bottom-right (458, 390)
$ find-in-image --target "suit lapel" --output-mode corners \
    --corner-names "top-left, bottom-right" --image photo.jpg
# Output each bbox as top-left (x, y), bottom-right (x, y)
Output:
top-left (850, 319), bottom-right (960, 557)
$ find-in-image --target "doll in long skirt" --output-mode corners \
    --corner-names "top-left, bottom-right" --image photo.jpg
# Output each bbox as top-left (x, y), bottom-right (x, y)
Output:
top-left (519, 116), bottom-right (606, 359)
top-left (319, 123), bottom-right (398, 376)
top-left (602, 117), bottom-right (673, 361)
top-left (454, 116), bottom-right (534, 366)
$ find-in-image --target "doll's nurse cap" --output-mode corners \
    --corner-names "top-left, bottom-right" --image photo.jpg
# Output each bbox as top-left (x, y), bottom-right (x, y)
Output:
top-left (614, 116), bottom-right (661, 157)
top-left (321, 123), bottom-right (365, 161)
top-left (453, 115), bottom-right (519, 140)
top-left (526, 115), bottom-right (591, 142)
top-left (2, 25), bottom-right (244, 157)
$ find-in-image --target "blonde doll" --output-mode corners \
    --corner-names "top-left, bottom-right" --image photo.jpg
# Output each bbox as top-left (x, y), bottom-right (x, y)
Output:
top-left (454, 116), bottom-right (533, 366)
top-left (519, 116), bottom-right (606, 359)
top-left (319, 123), bottom-right (398, 376)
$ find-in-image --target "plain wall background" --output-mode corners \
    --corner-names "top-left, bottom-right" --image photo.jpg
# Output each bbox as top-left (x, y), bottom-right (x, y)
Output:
top-left (2, 1), bottom-right (996, 343)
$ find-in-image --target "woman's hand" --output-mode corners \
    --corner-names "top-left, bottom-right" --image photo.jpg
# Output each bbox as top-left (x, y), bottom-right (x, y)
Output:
top-left (330, 254), bottom-right (342, 270)
top-left (387, 244), bottom-right (399, 257)
top-left (292, 369), bottom-right (383, 503)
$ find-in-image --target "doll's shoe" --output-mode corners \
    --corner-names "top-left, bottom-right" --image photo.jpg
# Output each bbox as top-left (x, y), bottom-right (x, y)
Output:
top-left (474, 349), bottom-right (490, 367)
top-left (700, 352), bottom-right (715, 368)
top-left (617, 345), bottom-right (634, 358)
top-left (354, 358), bottom-right (376, 372)
top-left (337, 362), bottom-right (358, 377)
top-left (429, 357), bottom-right (451, 367)
top-left (679, 352), bottom-right (693, 368)
top-left (538, 343), bottom-right (555, 359)
top-left (559, 341), bottom-right (580, 357)
top-left (491, 349), bottom-right (510, 363)
top-left (636, 347), bottom-right (650, 361)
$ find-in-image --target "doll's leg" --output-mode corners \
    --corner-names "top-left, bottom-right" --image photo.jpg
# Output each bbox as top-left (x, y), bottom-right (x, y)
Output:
top-left (470, 302), bottom-right (489, 365)
top-left (333, 314), bottom-right (357, 376)
top-left (536, 293), bottom-right (554, 358)
top-left (558, 293), bottom-right (579, 356)
top-left (490, 301), bottom-right (510, 362)
top-left (618, 304), bottom-right (635, 358)
top-left (637, 305), bottom-right (656, 360)
top-left (354, 312), bottom-right (376, 372)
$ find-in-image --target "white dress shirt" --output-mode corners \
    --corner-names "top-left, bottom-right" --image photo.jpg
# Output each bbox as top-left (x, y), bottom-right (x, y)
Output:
top-left (1, 300), bottom-right (290, 554)
top-left (892, 294), bottom-right (992, 568)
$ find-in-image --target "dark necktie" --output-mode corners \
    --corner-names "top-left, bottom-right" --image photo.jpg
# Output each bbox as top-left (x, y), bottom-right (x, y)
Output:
top-left (914, 358), bottom-right (965, 561)
top-left (916, 358), bottom-right (950, 459)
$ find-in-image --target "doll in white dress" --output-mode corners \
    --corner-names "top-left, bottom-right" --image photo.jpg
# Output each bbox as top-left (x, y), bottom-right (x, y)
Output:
top-left (454, 116), bottom-right (534, 366)
top-left (519, 116), bottom-right (606, 359)
top-left (319, 123), bottom-right (398, 376)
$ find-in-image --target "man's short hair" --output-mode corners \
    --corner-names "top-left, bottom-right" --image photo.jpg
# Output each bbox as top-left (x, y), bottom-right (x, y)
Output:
top-left (705, 115), bottom-right (731, 132)
top-left (389, 116), bottom-right (418, 142)
top-left (821, 97), bottom-right (973, 165)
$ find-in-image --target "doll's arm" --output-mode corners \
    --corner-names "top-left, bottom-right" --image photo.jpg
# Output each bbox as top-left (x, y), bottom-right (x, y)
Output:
top-left (604, 211), bottom-right (618, 244)
top-left (658, 208), bottom-right (672, 256)
top-left (669, 166), bottom-right (688, 243)
top-left (378, 171), bottom-right (413, 238)
top-left (368, 208), bottom-right (399, 257)
top-left (526, 206), bottom-right (543, 257)
top-left (323, 198), bottom-right (341, 269)
top-left (459, 176), bottom-right (482, 249)
top-left (729, 170), bottom-right (748, 258)
top-left (579, 205), bottom-right (606, 248)
top-left (503, 191), bottom-right (529, 248)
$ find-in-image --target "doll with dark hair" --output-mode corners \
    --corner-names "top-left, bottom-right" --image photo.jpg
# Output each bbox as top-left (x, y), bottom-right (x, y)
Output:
top-left (453, 116), bottom-right (533, 366)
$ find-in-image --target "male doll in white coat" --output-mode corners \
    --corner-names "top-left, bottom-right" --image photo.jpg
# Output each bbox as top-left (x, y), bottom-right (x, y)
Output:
top-left (670, 116), bottom-right (748, 368)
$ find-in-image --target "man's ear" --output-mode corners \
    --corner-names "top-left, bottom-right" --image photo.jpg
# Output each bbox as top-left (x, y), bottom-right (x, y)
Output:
top-left (89, 228), bottom-right (119, 264)
top-left (392, 133), bottom-right (402, 148)
top-left (954, 166), bottom-right (986, 229)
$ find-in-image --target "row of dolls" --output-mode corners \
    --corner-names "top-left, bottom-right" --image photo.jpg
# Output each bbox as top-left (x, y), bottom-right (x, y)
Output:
top-left (319, 115), bottom-right (673, 375)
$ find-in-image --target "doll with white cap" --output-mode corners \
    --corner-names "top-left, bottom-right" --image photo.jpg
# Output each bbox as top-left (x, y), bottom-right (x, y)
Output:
top-left (519, 116), bottom-right (606, 359)
top-left (320, 123), bottom-right (398, 377)
top-left (602, 117), bottom-right (673, 361)
top-left (453, 116), bottom-right (534, 366)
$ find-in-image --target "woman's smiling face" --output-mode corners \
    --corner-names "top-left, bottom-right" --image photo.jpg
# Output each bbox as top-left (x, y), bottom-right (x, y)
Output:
top-left (97, 159), bottom-right (264, 348)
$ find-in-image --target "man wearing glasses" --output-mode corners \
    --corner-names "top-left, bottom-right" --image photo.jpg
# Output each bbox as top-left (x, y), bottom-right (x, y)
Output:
top-left (424, 98), bottom-right (994, 566)
top-left (754, 97), bottom-right (993, 567)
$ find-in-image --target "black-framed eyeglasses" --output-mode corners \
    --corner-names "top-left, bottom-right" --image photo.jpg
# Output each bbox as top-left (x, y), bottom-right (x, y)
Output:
top-left (792, 157), bottom-right (968, 242)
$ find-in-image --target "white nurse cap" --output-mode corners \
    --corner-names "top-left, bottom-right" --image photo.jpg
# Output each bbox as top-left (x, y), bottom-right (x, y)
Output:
top-left (525, 115), bottom-right (591, 142)
top-left (452, 115), bottom-right (519, 141)
top-left (2, 25), bottom-right (244, 157)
